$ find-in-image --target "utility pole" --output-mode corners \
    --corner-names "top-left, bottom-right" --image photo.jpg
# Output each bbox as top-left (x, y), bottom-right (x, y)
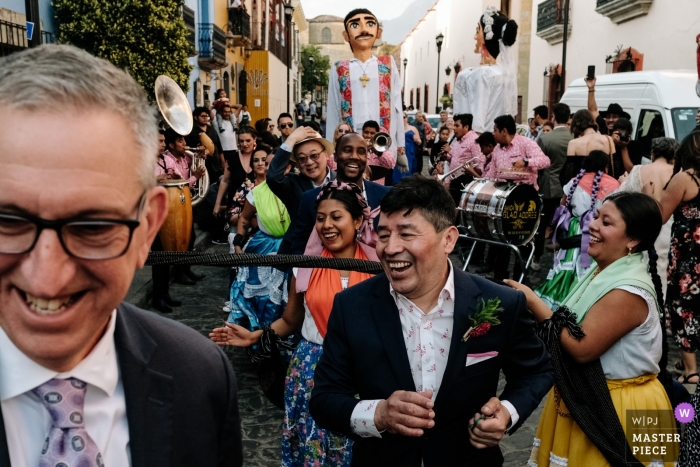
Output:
top-left (560, 0), bottom-right (570, 97)
top-left (24, 0), bottom-right (42, 47)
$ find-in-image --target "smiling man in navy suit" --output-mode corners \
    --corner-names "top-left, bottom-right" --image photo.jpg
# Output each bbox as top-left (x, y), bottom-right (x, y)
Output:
top-left (310, 176), bottom-right (553, 466)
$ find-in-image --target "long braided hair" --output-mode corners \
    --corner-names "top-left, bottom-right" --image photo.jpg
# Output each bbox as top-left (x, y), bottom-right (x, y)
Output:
top-left (604, 192), bottom-right (665, 368)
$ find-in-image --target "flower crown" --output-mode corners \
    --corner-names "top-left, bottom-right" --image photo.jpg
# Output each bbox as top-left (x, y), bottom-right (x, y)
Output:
top-left (481, 6), bottom-right (497, 41)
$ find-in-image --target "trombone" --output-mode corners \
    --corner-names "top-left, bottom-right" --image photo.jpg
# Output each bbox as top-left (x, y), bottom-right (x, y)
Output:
top-left (438, 157), bottom-right (481, 183)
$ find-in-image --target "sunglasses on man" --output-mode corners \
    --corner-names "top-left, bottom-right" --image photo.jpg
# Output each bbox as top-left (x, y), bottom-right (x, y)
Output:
top-left (279, 123), bottom-right (294, 129)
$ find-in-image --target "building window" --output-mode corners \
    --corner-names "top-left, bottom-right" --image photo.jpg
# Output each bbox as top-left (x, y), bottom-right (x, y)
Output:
top-left (636, 109), bottom-right (665, 159)
top-left (410, 89), bottom-right (414, 107)
top-left (424, 84), bottom-right (429, 113)
top-left (606, 47), bottom-right (644, 74)
top-left (543, 65), bottom-right (562, 116)
top-left (416, 87), bottom-right (421, 111)
top-left (321, 27), bottom-right (332, 43)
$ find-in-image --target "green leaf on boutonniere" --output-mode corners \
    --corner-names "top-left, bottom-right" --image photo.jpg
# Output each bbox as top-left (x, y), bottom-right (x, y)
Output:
top-left (462, 298), bottom-right (503, 342)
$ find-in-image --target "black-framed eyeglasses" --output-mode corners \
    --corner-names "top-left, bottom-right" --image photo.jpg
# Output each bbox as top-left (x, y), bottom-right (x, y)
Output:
top-left (295, 152), bottom-right (323, 165)
top-left (279, 123), bottom-right (294, 129)
top-left (0, 192), bottom-right (148, 260)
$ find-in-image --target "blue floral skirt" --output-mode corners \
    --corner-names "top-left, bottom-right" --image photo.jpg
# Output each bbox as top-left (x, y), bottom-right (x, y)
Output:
top-left (227, 231), bottom-right (288, 330)
top-left (282, 339), bottom-right (353, 467)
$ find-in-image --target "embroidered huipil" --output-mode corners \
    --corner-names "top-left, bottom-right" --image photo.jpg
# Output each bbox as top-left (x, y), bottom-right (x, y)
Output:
top-left (482, 134), bottom-right (550, 190)
top-left (326, 55), bottom-right (405, 153)
top-left (449, 130), bottom-right (485, 172)
top-left (350, 262), bottom-right (520, 438)
top-left (155, 150), bottom-right (197, 187)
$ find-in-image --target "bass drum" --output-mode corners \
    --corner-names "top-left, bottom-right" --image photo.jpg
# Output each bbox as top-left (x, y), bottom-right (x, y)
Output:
top-left (158, 179), bottom-right (193, 251)
top-left (459, 179), bottom-right (540, 246)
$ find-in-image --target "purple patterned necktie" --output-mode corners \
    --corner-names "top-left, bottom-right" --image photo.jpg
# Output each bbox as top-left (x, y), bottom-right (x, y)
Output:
top-left (32, 378), bottom-right (104, 467)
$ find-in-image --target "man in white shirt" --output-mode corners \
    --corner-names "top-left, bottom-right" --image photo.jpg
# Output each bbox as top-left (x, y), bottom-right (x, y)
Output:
top-left (309, 176), bottom-right (553, 466)
top-left (0, 45), bottom-right (242, 467)
top-left (326, 8), bottom-right (408, 172)
top-left (213, 104), bottom-right (238, 153)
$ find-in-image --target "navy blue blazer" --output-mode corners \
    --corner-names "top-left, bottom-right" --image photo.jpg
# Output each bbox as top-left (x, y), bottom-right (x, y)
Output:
top-left (309, 269), bottom-right (553, 467)
top-left (0, 303), bottom-right (243, 467)
top-left (289, 180), bottom-right (390, 255)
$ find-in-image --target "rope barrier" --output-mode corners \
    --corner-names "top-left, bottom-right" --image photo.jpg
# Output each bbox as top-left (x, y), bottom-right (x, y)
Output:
top-left (146, 251), bottom-right (385, 274)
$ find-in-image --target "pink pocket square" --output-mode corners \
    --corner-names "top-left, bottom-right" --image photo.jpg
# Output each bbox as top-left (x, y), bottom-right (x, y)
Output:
top-left (466, 351), bottom-right (499, 366)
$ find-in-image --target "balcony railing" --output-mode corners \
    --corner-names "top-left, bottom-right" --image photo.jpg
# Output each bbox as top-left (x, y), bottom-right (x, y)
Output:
top-left (595, 0), bottom-right (654, 24)
top-left (536, 0), bottom-right (571, 45)
top-left (227, 8), bottom-right (251, 47)
top-left (198, 23), bottom-right (228, 71)
top-left (0, 20), bottom-right (54, 57)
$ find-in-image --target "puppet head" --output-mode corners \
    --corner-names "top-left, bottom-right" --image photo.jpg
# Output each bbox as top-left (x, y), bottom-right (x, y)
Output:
top-left (343, 9), bottom-right (382, 56)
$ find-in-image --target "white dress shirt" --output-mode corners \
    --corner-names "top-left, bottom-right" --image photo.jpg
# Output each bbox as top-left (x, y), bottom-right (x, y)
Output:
top-left (0, 311), bottom-right (131, 465)
top-left (219, 118), bottom-right (238, 151)
top-left (350, 262), bottom-right (518, 438)
top-left (326, 55), bottom-right (405, 152)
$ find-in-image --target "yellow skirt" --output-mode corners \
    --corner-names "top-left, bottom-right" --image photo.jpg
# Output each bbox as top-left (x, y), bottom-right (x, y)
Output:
top-left (529, 374), bottom-right (679, 467)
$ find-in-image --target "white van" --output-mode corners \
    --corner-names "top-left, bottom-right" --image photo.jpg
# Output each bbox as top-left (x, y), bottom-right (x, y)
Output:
top-left (560, 70), bottom-right (700, 143)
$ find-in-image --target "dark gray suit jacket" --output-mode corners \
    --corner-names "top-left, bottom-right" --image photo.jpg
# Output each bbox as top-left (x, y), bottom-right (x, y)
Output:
top-left (537, 126), bottom-right (573, 199)
top-left (0, 303), bottom-right (243, 467)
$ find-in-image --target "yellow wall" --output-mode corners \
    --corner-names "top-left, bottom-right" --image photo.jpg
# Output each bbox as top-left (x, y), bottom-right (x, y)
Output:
top-left (246, 50), bottom-right (270, 123)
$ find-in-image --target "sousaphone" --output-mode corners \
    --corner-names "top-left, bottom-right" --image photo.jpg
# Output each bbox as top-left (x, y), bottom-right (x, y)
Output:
top-left (155, 75), bottom-right (210, 206)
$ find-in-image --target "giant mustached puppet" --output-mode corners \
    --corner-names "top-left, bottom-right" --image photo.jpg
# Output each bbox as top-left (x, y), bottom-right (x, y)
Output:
top-left (326, 8), bottom-right (408, 172)
top-left (453, 6), bottom-right (518, 133)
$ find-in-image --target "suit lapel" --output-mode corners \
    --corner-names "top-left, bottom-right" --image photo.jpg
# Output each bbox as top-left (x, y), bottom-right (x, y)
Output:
top-left (370, 276), bottom-right (416, 391)
top-left (365, 181), bottom-right (381, 209)
top-left (434, 271), bottom-right (481, 408)
top-left (0, 407), bottom-right (10, 467)
top-left (115, 304), bottom-right (174, 467)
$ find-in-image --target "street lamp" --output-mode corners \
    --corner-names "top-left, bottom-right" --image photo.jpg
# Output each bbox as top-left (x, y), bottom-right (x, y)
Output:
top-left (435, 32), bottom-right (444, 114)
top-left (284, 1), bottom-right (294, 113)
top-left (403, 58), bottom-right (408, 107)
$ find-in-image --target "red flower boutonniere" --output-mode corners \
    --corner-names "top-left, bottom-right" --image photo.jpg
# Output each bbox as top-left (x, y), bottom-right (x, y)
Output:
top-left (462, 298), bottom-right (503, 342)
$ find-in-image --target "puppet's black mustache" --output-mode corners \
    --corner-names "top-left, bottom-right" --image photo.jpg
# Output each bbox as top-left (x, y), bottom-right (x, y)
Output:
top-left (356, 33), bottom-right (374, 38)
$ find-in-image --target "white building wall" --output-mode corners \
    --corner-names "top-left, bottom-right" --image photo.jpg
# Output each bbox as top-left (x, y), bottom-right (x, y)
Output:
top-left (401, 0), bottom-right (523, 115)
top-left (527, 0), bottom-right (700, 113)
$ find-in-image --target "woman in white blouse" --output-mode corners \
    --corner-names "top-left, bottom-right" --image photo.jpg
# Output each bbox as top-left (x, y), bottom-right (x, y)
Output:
top-left (210, 181), bottom-right (378, 467)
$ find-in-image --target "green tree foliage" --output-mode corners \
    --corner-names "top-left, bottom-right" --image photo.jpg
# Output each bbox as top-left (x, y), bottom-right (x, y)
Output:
top-left (54, 0), bottom-right (192, 101)
top-left (301, 45), bottom-right (330, 95)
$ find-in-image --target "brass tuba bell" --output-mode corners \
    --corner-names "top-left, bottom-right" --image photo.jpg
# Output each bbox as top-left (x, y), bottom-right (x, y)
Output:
top-left (155, 75), bottom-right (210, 207)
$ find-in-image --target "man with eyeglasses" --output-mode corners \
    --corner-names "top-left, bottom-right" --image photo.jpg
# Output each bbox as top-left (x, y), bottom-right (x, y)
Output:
top-left (0, 45), bottom-right (242, 466)
top-left (267, 125), bottom-right (337, 254)
top-left (277, 112), bottom-right (295, 144)
top-left (290, 132), bottom-right (390, 255)
top-left (187, 106), bottom-right (224, 180)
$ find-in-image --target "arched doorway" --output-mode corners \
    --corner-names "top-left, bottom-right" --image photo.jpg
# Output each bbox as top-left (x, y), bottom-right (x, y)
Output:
top-left (238, 69), bottom-right (248, 105)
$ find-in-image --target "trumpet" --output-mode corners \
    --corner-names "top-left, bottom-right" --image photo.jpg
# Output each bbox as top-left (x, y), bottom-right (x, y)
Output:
top-left (369, 132), bottom-right (392, 154)
top-left (438, 157), bottom-right (481, 183)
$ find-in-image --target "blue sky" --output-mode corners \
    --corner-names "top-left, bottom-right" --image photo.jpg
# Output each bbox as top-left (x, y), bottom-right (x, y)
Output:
top-left (299, 0), bottom-right (408, 21)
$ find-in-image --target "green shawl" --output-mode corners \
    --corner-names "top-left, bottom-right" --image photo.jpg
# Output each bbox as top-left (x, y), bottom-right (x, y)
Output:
top-left (562, 253), bottom-right (657, 323)
top-left (253, 181), bottom-right (290, 237)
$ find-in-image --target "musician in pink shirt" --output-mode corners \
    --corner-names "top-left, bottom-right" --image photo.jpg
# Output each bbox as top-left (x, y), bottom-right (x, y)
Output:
top-left (155, 128), bottom-right (206, 187)
top-left (482, 115), bottom-right (550, 189)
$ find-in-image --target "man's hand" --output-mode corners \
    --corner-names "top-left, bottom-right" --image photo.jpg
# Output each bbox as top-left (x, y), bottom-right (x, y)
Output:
top-left (156, 174), bottom-right (171, 182)
top-left (585, 76), bottom-right (596, 91)
top-left (468, 398), bottom-right (511, 449)
top-left (612, 132), bottom-right (629, 148)
top-left (374, 390), bottom-right (435, 437)
top-left (442, 143), bottom-right (452, 153)
top-left (193, 166), bottom-right (206, 180)
top-left (396, 153), bottom-right (409, 173)
top-left (512, 159), bottom-right (526, 170)
top-left (285, 125), bottom-right (319, 147)
top-left (397, 146), bottom-right (406, 156)
top-left (234, 245), bottom-right (243, 255)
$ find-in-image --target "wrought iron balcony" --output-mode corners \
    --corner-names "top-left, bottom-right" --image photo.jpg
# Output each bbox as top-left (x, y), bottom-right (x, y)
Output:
top-left (0, 20), bottom-right (54, 57)
top-left (536, 0), bottom-right (571, 45)
top-left (595, 0), bottom-right (654, 24)
top-left (198, 23), bottom-right (228, 71)
top-left (227, 8), bottom-right (251, 48)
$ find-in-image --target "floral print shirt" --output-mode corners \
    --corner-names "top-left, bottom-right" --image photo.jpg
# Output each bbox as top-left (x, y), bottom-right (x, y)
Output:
top-left (482, 134), bottom-right (551, 190)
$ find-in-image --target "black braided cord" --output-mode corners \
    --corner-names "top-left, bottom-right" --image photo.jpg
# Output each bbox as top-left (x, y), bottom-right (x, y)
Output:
top-left (536, 307), bottom-right (644, 467)
top-left (146, 251), bottom-right (384, 274)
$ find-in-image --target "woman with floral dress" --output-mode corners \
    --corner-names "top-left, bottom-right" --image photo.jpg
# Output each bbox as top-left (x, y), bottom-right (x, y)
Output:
top-left (653, 131), bottom-right (700, 385)
top-left (211, 181), bottom-right (377, 466)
